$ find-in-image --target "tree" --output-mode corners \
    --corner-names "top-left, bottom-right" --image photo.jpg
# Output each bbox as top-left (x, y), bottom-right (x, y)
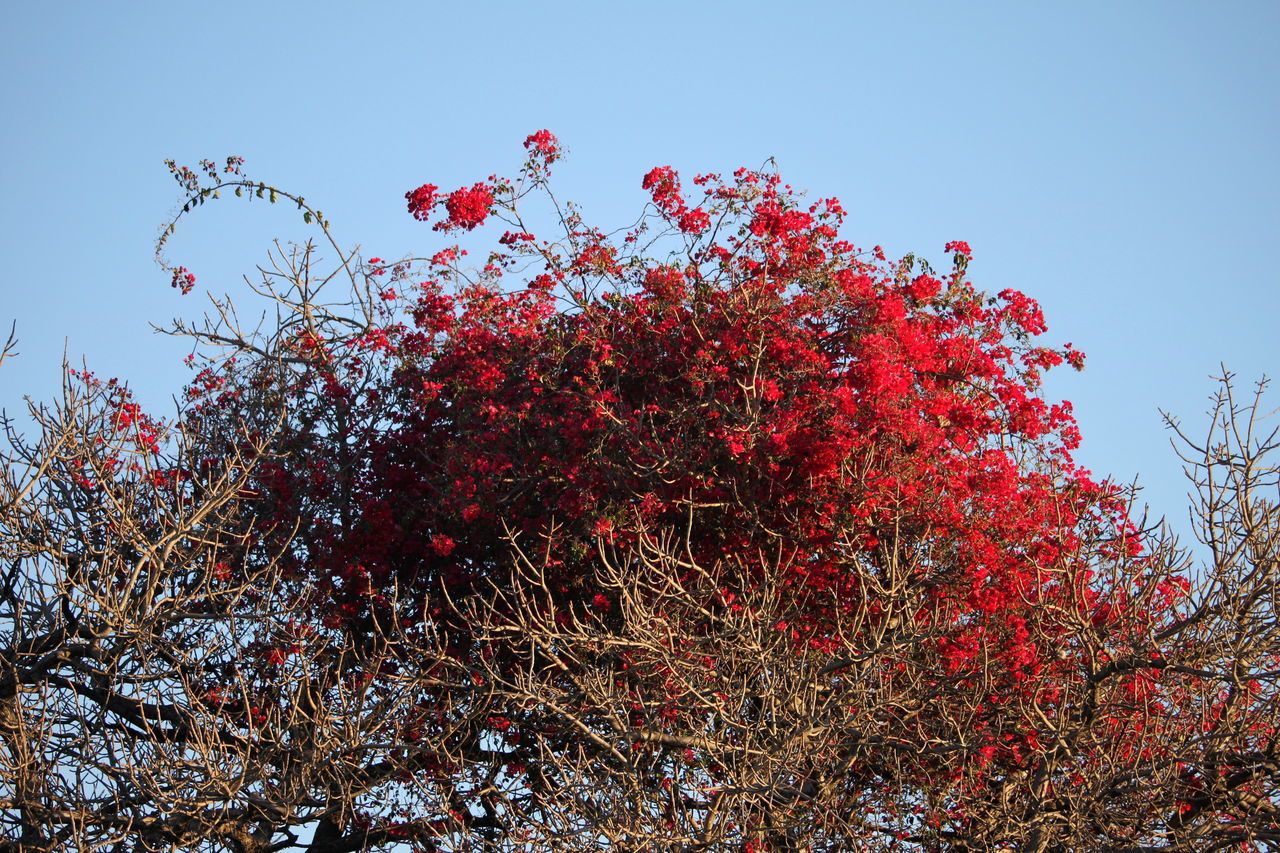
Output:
top-left (2, 134), bottom-right (1277, 851)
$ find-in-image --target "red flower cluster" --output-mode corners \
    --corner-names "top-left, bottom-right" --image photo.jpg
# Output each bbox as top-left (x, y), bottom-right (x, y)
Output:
top-left (642, 165), bottom-right (711, 234)
top-left (522, 129), bottom-right (561, 163)
top-left (170, 265), bottom-right (196, 294)
top-left (228, 149), bottom-right (1131, 731)
top-left (178, 134), bottom-right (1206, 847)
top-left (404, 183), bottom-right (438, 222)
top-left (436, 182), bottom-right (493, 232)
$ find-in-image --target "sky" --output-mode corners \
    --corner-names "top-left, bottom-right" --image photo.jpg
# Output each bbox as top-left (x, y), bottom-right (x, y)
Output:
top-left (1, 1), bottom-right (1276, 541)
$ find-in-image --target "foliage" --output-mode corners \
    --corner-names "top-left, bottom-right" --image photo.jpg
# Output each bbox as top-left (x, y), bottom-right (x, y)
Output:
top-left (2, 135), bottom-right (1278, 852)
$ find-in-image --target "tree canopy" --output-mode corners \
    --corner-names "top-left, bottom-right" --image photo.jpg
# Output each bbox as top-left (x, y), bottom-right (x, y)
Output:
top-left (2, 134), bottom-right (1278, 852)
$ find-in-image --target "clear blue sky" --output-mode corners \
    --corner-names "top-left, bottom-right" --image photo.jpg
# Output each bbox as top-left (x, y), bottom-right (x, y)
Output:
top-left (1, 1), bottom-right (1276, 536)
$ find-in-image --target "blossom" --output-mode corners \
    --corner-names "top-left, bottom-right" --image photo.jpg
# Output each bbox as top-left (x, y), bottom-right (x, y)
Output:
top-left (642, 166), bottom-right (682, 212)
top-left (909, 274), bottom-right (941, 301)
top-left (170, 266), bottom-right (196, 295)
top-left (523, 129), bottom-right (561, 163)
top-left (405, 183), bottom-right (438, 222)
top-left (225, 140), bottom-right (1160, 836)
top-left (678, 206), bottom-right (710, 234)
top-left (437, 182), bottom-right (493, 232)
top-left (429, 533), bottom-right (456, 556)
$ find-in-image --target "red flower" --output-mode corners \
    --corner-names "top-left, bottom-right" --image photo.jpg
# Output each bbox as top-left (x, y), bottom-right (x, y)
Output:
top-left (678, 207), bottom-right (710, 234)
top-left (170, 266), bottom-right (196, 295)
top-left (405, 183), bottom-right (438, 222)
top-left (909, 274), bottom-right (941, 301)
top-left (437, 182), bottom-right (493, 232)
top-left (642, 166), bottom-right (682, 213)
top-left (523, 129), bottom-right (561, 163)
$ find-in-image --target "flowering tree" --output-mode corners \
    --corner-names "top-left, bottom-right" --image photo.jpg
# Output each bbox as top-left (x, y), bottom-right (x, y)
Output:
top-left (2, 135), bottom-right (1278, 852)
